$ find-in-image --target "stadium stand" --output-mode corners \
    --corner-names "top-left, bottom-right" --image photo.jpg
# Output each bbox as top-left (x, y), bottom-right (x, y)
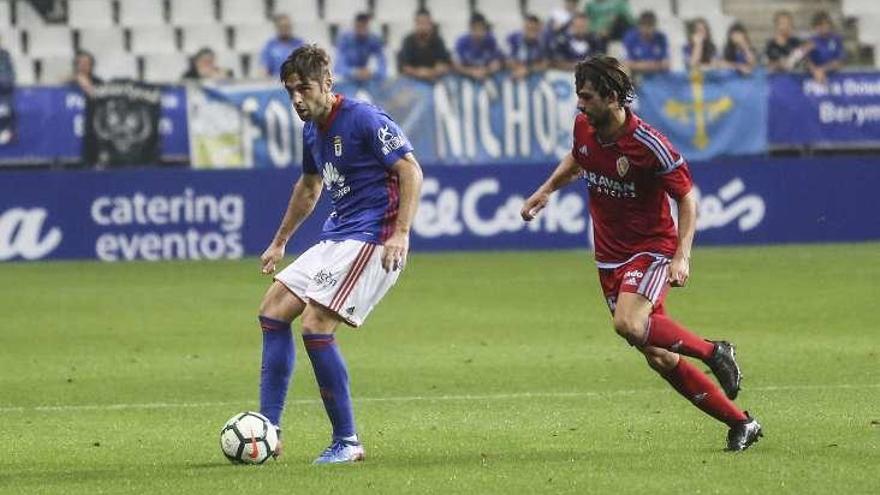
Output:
top-left (118, 0), bottom-right (166, 27)
top-left (169, 0), bottom-right (218, 26)
top-left (68, 0), bottom-right (113, 28)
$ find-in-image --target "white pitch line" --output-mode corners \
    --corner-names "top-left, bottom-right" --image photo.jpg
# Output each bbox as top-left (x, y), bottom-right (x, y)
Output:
top-left (1, 383), bottom-right (878, 414)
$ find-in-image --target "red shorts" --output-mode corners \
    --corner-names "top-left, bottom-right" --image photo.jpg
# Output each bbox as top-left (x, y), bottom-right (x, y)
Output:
top-left (598, 254), bottom-right (670, 315)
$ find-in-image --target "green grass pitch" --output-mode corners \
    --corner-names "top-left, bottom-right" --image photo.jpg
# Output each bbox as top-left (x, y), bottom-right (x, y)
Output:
top-left (1, 244), bottom-right (878, 494)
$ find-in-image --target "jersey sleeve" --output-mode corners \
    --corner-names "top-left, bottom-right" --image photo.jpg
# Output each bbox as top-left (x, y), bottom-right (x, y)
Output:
top-left (360, 106), bottom-right (414, 167)
top-left (301, 126), bottom-right (319, 174)
top-left (633, 124), bottom-right (693, 199)
top-left (570, 115), bottom-right (589, 165)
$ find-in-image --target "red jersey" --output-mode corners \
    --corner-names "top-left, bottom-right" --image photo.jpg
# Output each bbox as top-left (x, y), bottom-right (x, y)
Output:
top-left (571, 109), bottom-right (693, 266)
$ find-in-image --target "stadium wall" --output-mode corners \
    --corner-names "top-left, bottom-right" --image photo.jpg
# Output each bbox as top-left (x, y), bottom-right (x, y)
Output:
top-left (1, 157), bottom-right (877, 262)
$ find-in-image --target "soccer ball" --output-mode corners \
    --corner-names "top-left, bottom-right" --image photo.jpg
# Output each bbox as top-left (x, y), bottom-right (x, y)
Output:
top-left (219, 411), bottom-right (279, 464)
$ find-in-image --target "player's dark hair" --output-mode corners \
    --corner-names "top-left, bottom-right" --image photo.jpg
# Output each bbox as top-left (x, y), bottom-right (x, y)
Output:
top-left (574, 55), bottom-right (634, 108)
top-left (279, 44), bottom-right (331, 84)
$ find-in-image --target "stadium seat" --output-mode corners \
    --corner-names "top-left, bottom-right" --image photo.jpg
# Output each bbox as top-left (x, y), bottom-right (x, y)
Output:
top-left (180, 25), bottom-right (230, 53)
top-left (68, 0), bottom-right (114, 28)
top-left (628, 0), bottom-right (673, 17)
top-left (230, 22), bottom-right (275, 52)
top-left (97, 54), bottom-right (139, 80)
top-left (473, 0), bottom-right (524, 22)
top-left (423, 0), bottom-right (471, 24)
top-left (677, 0), bottom-right (722, 20)
top-left (118, 0), bottom-right (166, 27)
top-left (293, 21), bottom-right (331, 48)
top-left (12, 55), bottom-right (35, 85)
top-left (26, 26), bottom-right (73, 58)
top-left (15, 0), bottom-right (47, 28)
top-left (36, 55), bottom-right (73, 84)
top-left (273, 0), bottom-right (320, 22)
top-left (492, 18), bottom-right (522, 41)
top-left (323, 0), bottom-right (369, 24)
top-left (383, 21), bottom-right (410, 54)
top-left (0, 28), bottom-right (23, 56)
top-left (0, 1), bottom-right (10, 28)
top-left (141, 52), bottom-right (190, 83)
top-left (858, 15), bottom-right (880, 44)
top-left (77, 27), bottom-right (126, 56)
top-left (219, 0), bottom-right (268, 25)
top-left (129, 25), bottom-right (178, 54)
top-left (843, 0), bottom-right (880, 16)
top-left (372, 0), bottom-right (420, 23)
top-left (214, 49), bottom-right (243, 77)
top-left (169, 0), bottom-right (217, 26)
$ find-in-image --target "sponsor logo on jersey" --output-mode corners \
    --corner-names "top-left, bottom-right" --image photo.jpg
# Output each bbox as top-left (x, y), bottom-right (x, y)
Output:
top-left (333, 135), bottom-right (343, 157)
top-left (322, 162), bottom-right (351, 199)
top-left (0, 208), bottom-right (62, 261)
top-left (616, 156), bottom-right (630, 177)
top-left (377, 124), bottom-right (404, 155)
top-left (584, 171), bottom-right (637, 199)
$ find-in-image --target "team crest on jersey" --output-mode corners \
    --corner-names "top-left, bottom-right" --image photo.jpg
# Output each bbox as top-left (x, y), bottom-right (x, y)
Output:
top-left (332, 135), bottom-right (343, 157)
top-left (616, 156), bottom-right (630, 177)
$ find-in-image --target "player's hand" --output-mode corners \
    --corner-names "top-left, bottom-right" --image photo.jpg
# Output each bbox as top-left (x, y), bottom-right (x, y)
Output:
top-left (260, 243), bottom-right (285, 275)
top-left (382, 231), bottom-right (409, 272)
top-left (668, 254), bottom-right (690, 287)
top-left (521, 191), bottom-right (549, 221)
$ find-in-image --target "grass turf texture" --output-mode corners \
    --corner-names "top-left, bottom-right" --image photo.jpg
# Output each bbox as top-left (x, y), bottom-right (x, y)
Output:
top-left (1, 244), bottom-right (878, 494)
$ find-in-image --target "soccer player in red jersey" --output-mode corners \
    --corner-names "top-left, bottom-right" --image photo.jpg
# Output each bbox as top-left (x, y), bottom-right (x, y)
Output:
top-left (521, 56), bottom-right (762, 451)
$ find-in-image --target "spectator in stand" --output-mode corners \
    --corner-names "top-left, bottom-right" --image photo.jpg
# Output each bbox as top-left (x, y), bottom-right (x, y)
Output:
top-left (548, 0), bottom-right (580, 34)
top-left (182, 47), bottom-right (232, 81)
top-left (683, 18), bottom-right (717, 71)
top-left (622, 11), bottom-right (669, 75)
top-left (397, 8), bottom-right (452, 82)
top-left (69, 50), bottom-right (102, 95)
top-left (585, 0), bottom-right (633, 41)
top-left (260, 14), bottom-right (305, 78)
top-left (722, 22), bottom-right (758, 75)
top-left (765, 10), bottom-right (808, 72)
top-left (0, 35), bottom-right (15, 144)
top-left (507, 14), bottom-right (550, 79)
top-left (550, 13), bottom-right (606, 70)
top-left (335, 12), bottom-right (387, 83)
top-left (806, 11), bottom-right (844, 84)
top-left (453, 12), bottom-right (504, 80)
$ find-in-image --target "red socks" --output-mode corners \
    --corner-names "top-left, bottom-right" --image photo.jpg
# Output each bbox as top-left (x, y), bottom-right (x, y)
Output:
top-left (646, 314), bottom-right (715, 360)
top-left (662, 359), bottom-right (747, 426)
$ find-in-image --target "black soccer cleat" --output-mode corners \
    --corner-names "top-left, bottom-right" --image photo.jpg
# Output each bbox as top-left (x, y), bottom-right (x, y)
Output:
top-left (727, 413), bottom-right (763, 452)
top-left (705, 340), bottom-right (742, 400)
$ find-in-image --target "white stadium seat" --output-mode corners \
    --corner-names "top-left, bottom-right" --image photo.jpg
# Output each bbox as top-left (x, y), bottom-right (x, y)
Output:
top-left (629, 0), bottom-right (673, 18)
top-left (12, 55), bottom-right (35, 85)
top-left (97, 54), bottom-right (139, 80)
top-left (78, 27), bottom-right (126, 56)
top-left (294, 21), bottom-right (331, 47)
top-left (677, 0), bottom-right (722, 20)
top-left (372, 0), bottom-right (420, 23)
top-left (230, 22), bottom-right (275, 52)
top-left (15, 0), bottom-right (47, 28)
top-left (27, 26), bottom-right (73, 57)
top-left (384, 21), bottom-right (410, 54)
top-left (322, 0), bottom-right (369, 23)
top-left (273, 0), bottom-right (320, 22)
top-left (129, 25), bottom-right (178, 54)
top-left (68, 0), bottom-right (114, 28)
top-left (423, 0), bottom-right (471, 24)
top-left (118, 0), bottom-right (166, 27)
top-left (0, 1), bottom-right (11, 28)
top-left (214, 49), bottom-right (243, 77)
top-left (180, 25), bottom-right (229, 53)
top-left (219, 0), bottom-right (268, 25)
top-left (0, 29), bottom-right (23, 56)
top-left (169, 0), bottom-right (217, 26)
top-left (36, 55), bottom-right (72, 84)
top-left (141, 52), bottom-right (190, 82)
top-left (843, 0), bottom-right (880, 16)
top-left (474, 0), bottom-right (524, 22)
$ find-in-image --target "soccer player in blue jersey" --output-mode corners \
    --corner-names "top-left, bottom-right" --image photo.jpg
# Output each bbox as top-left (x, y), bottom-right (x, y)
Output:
top-left (255, 44), bottom-right (423, 464)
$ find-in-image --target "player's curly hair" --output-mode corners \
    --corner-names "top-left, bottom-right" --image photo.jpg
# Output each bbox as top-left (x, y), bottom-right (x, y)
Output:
top-left (574, 56), bottom-right (634, 108)
top-left (279, 44), bottom-right (332, 84)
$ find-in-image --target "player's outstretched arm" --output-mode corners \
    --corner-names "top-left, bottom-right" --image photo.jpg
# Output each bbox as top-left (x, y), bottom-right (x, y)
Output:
top-left (382, 153), bottom-right (424, 272)
top-left (669, 189), bottom-right (698, 287)
top-left (521, 152), bottom-right (582, 221)
top-left (260, 173), bottom-right (324, 275)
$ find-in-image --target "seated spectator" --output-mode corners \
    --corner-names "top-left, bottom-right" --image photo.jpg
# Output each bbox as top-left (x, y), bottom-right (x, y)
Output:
top-left (683, 18), bottom-right (717, 71)
top-left (260, 14), bottom-right (305, 78)
top-left (765, 10), bottom-right (808, 72)
top-left (806, 11), bottom-right (844, 84)
top-left (454, 13), bottom-right (504, 80)
top-left (585, 0), bottom-right (633, 41)
top-left (397, 8), bottom-right (452, 82)
top-left (507, 14), bottom-right (550, 79)
top-left (182, 48), bottom-right (232, 81)
top-left (722, 22), bottom-right (758, 74)
top-left (0, 35), bottom-right (14, 144)
top-left (335, 12), bottom-right (387, 83)
top-left (550, 13), bottom-right (606, 70)
top-left (622, 11), bottom-right (669, 75)
top-left (69, 50), bottom-right (103, 96)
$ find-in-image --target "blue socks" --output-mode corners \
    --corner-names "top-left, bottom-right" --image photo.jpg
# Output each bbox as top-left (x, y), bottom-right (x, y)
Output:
top-left (258, 316), bottom-right (294, 427)
top-left (302, 333), bottom-right (356, 440)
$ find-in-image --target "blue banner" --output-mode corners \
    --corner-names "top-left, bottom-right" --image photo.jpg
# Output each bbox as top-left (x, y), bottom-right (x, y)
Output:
top-left (0, 85), bottom-right (189, 166)
top-left (635, 70), bottom-right (768, 161)
top-left (768, 72), bottom-right (880, 145)
top-left (1, 157), bottom-right (877, 262)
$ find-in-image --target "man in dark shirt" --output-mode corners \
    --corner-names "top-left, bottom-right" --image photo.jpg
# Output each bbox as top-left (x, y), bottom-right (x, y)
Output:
top-left (550, 13), bottom-right (606, 70)
top-left (453, 12), bottom-right (504, 80)
top-left (397, 8), bottom-right (451, 82)
top-left (507, 14), bottom-right (550, 79)
top-left (764, 11), bottom-right (806, 72)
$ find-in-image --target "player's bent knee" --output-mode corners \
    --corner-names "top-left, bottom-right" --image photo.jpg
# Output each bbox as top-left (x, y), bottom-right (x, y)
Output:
top-left (300, 303), bottom-right (341, 335)
top-left (612, 313), bottom-right (648, 346)
top-left (642, 347), bottom-right (679, 372)
top-left (258, 282), bottom-right (304, 322)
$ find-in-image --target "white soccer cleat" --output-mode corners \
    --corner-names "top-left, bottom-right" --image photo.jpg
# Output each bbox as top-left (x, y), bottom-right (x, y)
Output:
top-left (313, 439), bottom-right (365, 464)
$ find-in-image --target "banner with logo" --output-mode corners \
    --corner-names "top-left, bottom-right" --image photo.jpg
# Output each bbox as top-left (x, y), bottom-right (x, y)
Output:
top-left (0, 85), bottom-right (188, 166)
top-left (768, 72), bottom-right (880, 145)
top-left (634, 70), bottom-right (768, 161)
top-left (82, 81), bottom-right (163, 167)
top-left (2, 157), bottom-right (878, 262)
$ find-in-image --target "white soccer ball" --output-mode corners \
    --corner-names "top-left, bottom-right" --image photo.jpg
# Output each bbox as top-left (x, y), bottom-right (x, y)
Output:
top-left (219, 411), bottom-right (279, 464)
